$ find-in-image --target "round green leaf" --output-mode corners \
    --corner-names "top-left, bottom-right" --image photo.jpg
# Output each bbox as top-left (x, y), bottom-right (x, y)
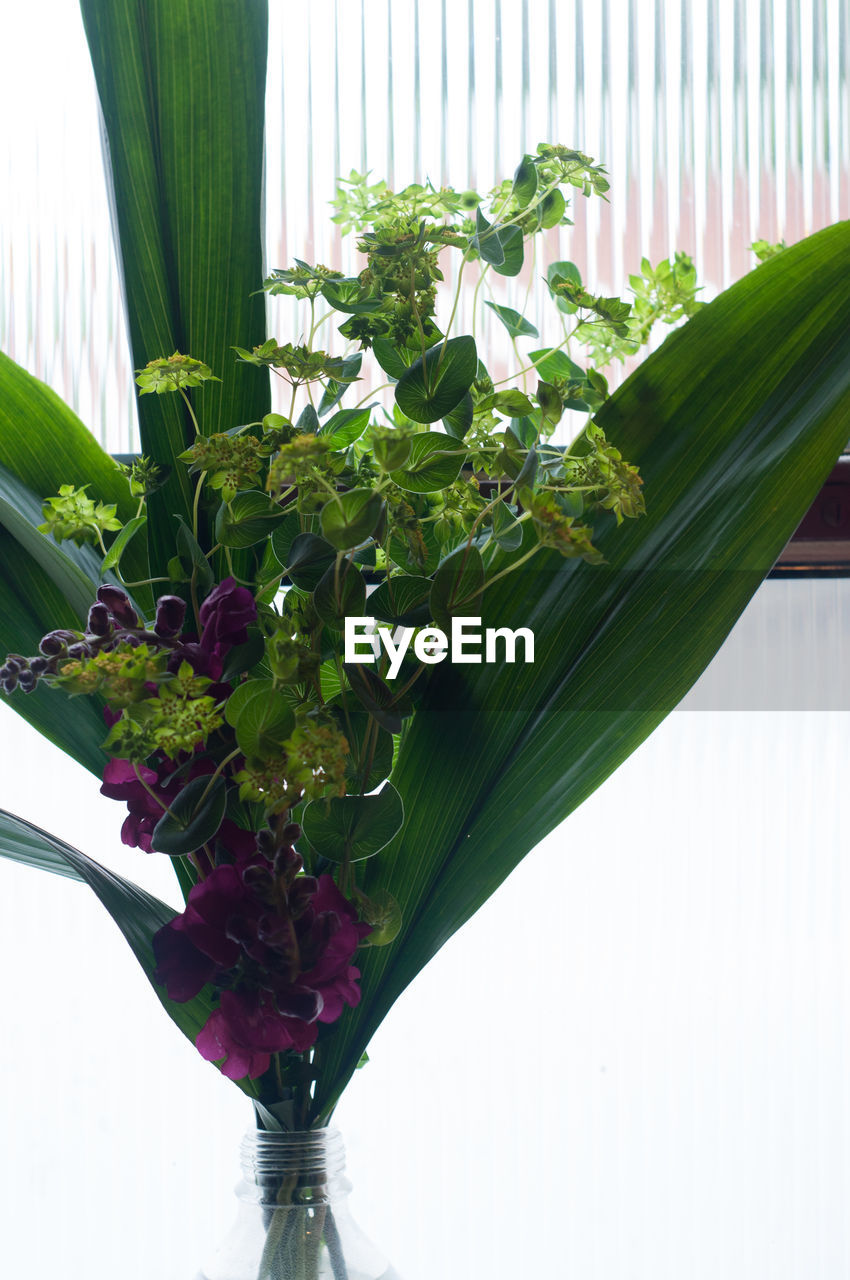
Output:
top-left (320, 488), bottom-right (384, 550)
top-left (492, 224), bottom-right (524, 278)
top-left (443, 392), bottom-right (474, 440)
top-left (302, 782), bottom-right (404, 862)
top-left (390, 432), bottom-right (465, 493)
top-left (430, 544), bottom-right (485, 630)
top-left (332, 708), bottom-right (394, 792)
top-left (313, 561), bottom-right (367, 629)
top-left (232, 686), bottom-right (294, 758)
top-left (369, 574), bottom-right (433, 626)
top-left (151, 775), bottom-right (227, 856)
top-left (224, 677), bottom-right (278, 727)
top-left (395, 336), bottom-right (478, 424)
top-left (540, 188), bottom-right (566, 228)
top-left (472, 205), bottom-right (504, 264)
top-left (491, 500), bottom-right (524, 551)
top-left (286, 533), bottom-right (336, 590)
top-left (512, 154), bottom-right (538, 206)
top-left (215, 490), bottom-right (286, 548)
top-left (319, 408), bottom-right (372, 449)
top-left (269, 512), bottom-right (301, 568)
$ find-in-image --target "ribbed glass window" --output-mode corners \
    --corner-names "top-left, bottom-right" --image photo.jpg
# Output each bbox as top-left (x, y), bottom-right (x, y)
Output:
top-left (2, 0), bottom-right (847, 446)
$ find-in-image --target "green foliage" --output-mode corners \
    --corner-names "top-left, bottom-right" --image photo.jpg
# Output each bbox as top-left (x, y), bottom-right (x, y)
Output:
top-left (135, 352), bottom-right (220, 396)
top-left (750, 238), bottom-right (787, 262)
top-left (302, 782), bottom-right (404, 863)
top-left (38, 485), bottom-right (123, 548)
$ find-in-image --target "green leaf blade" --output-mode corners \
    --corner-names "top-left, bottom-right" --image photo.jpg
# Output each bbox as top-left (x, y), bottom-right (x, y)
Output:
top-left (79, 0), bottom-right (271, 576)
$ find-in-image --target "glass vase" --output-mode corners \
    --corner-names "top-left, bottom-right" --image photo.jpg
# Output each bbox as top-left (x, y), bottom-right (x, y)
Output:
top-left (197, 1127), bottom-right (402, 1280)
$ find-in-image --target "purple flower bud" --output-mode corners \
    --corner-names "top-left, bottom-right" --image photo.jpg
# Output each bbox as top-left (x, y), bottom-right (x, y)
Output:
top-left (256, 829), bottom-right (276, 856)
top-left (154, 594), bottom-right (187, 638)
top-left (96, 585), bottom-right (139, 628)
top-left (282, 823), bottom-right (302, 844)
top-left (29, 657), bottom-right (49, 676)
top-left (242, 864), bottom-right (274, 895)
top-left (288, 876), bottom-right (318, 917)
top-left (2, 656), bottom-right (22, 673)
top-left (273, 846), bottom-right (303, 879)
top-left (39, 630), bottom-right (76, 656)
top-left (18, 671), bottom-right (36, 693)
top-left (87, 602), bottom-right (112, 636)
top-left (66, 642), bottom-right (91, 660)
top-left (0, 674), bottom-right (18, 693)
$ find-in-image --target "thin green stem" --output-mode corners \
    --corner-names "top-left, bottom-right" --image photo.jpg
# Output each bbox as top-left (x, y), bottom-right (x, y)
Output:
top-left (436, 253), bottom-right (469, 366)
top-left (178, 388), bottom-right (202, 437)
top-left (352, 382), bottom-right (392, 409)
top-left (465, 477), bottom-right (519, 545)
top-left (462, 542), bottom-right (542, 601)
top-left (471, 263), bottom-right (491, 344)
top-left (118, 575), bottom-right (172, 589)
top-left (192, 471), bottom-right (207, 541)
top-left (492, 329), bottom-right (579, 387)
top-left (132, 764), bottom-right (171, 816)
top-left (196, 748), bottom-right (241, 809)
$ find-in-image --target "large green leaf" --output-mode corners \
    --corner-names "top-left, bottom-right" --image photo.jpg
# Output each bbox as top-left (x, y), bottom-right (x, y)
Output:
top-left (0, 357), bottom-right (148, 772)
top-left (79, 0), bottom-right (271, 575)
top-left (0, 527), bottom-right (110, 776)
top-left (0, 353), bottom-right (136, 520)
top-left (0, 464), bottom-right (104, 620)
top-left (0, 808), bottom-right (258, 1098)
top-left (0, 353), bottom-right (145, 588)
top-left (310, 223), bottom-right (850, 1121)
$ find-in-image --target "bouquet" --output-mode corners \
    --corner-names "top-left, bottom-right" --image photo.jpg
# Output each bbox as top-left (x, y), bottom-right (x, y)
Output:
top-left (1, 3), bottom-right (849, 1276)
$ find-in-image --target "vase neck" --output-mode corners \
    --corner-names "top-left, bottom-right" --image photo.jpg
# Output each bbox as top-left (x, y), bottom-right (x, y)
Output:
top-left (238, 1127), bottom-right (351, 1207)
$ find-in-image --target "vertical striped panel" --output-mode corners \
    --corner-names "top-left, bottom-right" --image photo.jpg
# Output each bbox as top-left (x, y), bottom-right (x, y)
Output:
top-left (0, 0), bottom-right (845, 615)
top-left (2, 0), bottom-right (846, 452)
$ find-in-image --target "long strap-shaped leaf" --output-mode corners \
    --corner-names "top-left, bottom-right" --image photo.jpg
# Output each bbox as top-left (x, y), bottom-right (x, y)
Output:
top-left (0, 354), bottom-right (149, 772)
top-left (0, 353), bottom-right (137, 521)
top-left (311, 223), bottom-right (850, 1122)
top-left (79, 0), bottom-right (271, 574)
top-left (0, 528), bottom-right (110, 775)
top-left (0, 464), bottom-right (107, 621)
top-left (0, 808), bottom-right (258, 1098)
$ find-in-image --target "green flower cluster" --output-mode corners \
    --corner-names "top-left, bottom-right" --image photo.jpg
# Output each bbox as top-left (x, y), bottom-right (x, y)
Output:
top-left (38, 484), bottom-right (122, 548)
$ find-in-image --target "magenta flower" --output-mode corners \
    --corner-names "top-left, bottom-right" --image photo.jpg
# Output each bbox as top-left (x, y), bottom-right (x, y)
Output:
top-left (199, 577), bottom-right (256, 655)
top-left (100, 757), bottom-right (179, 852)
top-left (152, 852), bottom-right (369, 1079)
top-left (196, 990), bottom-right (317, 1080)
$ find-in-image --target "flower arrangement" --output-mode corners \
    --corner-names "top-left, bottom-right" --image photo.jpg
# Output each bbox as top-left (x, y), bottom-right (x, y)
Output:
top-left (1, 2), bottom-right (849, 1276)
top-left (0, 141), bottom-right (664, 1114)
